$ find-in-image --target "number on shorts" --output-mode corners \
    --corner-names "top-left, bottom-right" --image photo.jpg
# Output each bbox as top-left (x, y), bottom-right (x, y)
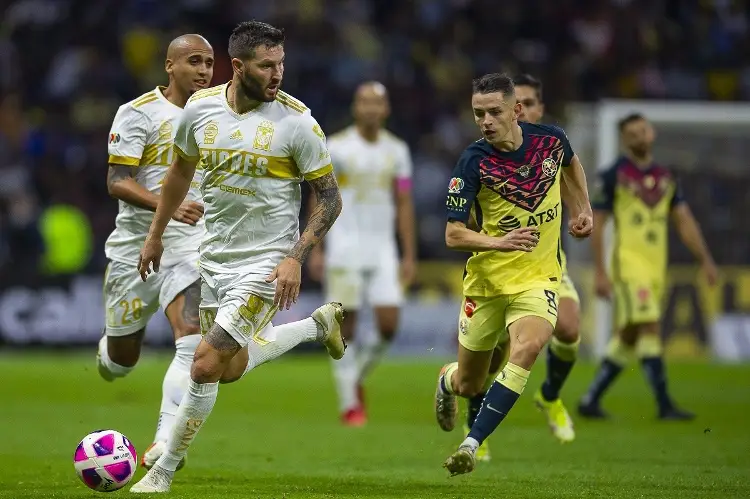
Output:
top-left (119, 298), bottom-right (143, 325)
top-left (199, 309), bottom-right (216, 336)
top-left (544, 289), bottom-right (558, 316)
top-left (238, 295), bottom-right (264, 325)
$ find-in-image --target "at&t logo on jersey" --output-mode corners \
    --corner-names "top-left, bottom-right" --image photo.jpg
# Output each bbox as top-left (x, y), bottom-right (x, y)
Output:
top-left (448, 177), bottom-right (464, 194)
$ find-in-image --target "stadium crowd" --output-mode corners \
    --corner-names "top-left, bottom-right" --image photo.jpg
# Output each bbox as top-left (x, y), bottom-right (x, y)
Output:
top-left (0, 0), bottom-right (748, 278)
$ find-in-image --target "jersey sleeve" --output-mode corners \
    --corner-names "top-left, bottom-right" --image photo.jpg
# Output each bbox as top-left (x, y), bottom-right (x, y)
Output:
top-left (670, 172), bottom-right (686, 208)
top-left (394, 142), bottom-right (413, 193)
top-left (108, 105), bottom-right (148, 166)
top-left (550, 125), bottom-right (575, 166)
top-left (174, 102), bottom-right (200, 161)
top-left (446, 149), bottom-right (481, 223)
top-left (292, 112), bottom-right (333, 181)
top-left (591, 166), bottom-right (617, 212)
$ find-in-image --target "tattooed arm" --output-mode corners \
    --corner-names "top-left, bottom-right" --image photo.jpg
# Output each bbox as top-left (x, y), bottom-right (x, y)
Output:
top-left (289, 172), bottom-right (342, 263)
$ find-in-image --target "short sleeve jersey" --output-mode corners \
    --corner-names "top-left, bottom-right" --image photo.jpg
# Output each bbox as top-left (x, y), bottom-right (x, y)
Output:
top-left (446, 122), bottom-right (574, 296)
top-left (105, 86), bottom-right (204, 266)
top-left (592, 156), bottom-right (684, 283)
top-left (324, 126), bottom-right (413, 268)
top-left (174, 84), bottom-right (332, 291)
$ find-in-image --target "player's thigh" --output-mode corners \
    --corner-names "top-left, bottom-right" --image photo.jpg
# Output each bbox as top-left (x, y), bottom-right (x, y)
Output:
top-left (325, 267), bottom-right (363, 311)
top-left (614, 282), bottom-right (662, 332)
top-left (368, 257), bottom-right (402, 339)
top-left (103, 261), bottom-right (161, 339)
top-left (161, 261), bottom-right (202, 341)
top-left (506, 288), bottom-right (557, 364)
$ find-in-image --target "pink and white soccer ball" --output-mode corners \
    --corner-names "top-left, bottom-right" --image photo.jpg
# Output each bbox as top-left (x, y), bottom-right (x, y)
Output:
top-left (73, 429), bottom-right (137, 492)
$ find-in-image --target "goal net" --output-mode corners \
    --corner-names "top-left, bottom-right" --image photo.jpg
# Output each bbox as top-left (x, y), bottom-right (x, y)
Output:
top-left (565, 100), bottom-right (750, 359)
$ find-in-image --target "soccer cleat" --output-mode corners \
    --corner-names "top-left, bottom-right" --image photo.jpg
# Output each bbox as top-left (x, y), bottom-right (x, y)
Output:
top-left (96, 334), bottom-right (116, 382)
top-left (577, 400), bottom-right (610, 419)
top-left (434, 365), bottom-right (458, 432)
top-left (534, 390), bottom-right (575, 443)
top-left (658, 406), bottom-right (695, 421)
top-left (312, 302), bottom-right (346, 360)
top-left (463, 425), bottom-right (490, 462)
top-left (342, 406), bottom-right (367, 427)
top-left (443, 444), bottom-right (476, 477)
top-left (129, 464), bottom-right (173, 494)
top-left (140, 441), bottom-right (186, 471)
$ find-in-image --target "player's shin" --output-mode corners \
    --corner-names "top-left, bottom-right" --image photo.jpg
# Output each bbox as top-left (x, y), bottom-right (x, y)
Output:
top-left (540, 336), bottom-right (579, 401)
top-left (154, 335), bottom-right (200, 443)
top-left (580, 336), bottom-right (630, 408)
top-left (243, 318), bottom-right (320, 373)
top-left (332, 342), bottom-right (359, 413)
top-left (637, 334), bottom-right (676, 414)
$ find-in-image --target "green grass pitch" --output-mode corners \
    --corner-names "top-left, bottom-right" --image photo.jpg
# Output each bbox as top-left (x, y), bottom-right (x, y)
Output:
top-left (1, 351), bottom-right (748, 498)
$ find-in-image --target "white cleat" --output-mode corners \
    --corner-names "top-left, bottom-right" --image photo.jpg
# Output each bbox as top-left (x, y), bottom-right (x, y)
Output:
top-left (130, 465), bottom-right (173, 494)
top-left (96, 334), bottom-right (116, 382)
top-left (140, 441), bottom-right (186, 471)
top-left (312, 302), bottom-right (346, 360)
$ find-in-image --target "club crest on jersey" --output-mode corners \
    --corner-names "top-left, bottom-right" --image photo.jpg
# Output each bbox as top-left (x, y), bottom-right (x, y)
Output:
top-left (448, 177), bottom-right (464, 194)
top-left (253, 120), bottom-right (275, 151)
top-left (204, 121), bottom-right (219, 145)
top-left (542, 157), bottom-right (558, 178)
top-left (109, 133), bottom-right (120, 144)
top-left (459, 318), bottom-right (469, 335)
top-left (158, 121), bottom-right (173, 140)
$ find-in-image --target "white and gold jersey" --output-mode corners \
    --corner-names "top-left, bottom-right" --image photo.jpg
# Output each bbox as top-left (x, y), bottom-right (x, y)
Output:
top-left (324, 126), bottom-right (412, 269)
top-left (174, 83), bottom-right (332, 292)
top-left (105, 86), bottom-right (203, 266)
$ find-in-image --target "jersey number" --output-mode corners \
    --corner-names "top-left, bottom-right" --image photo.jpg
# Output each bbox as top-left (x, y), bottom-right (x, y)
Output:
top-left (544, 290), bottom-right (558, 317)
top-left (119, 298), bottom-right (143, 325)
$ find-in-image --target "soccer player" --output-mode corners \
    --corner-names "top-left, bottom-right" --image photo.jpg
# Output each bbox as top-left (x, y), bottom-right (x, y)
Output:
top-left (130, 21), bottom-right (346, 493)
top-left (308, 82), bottom-right (416, 426)
top-left (100, 34), bottom-right (246, 470)
top-left (578, 113), bottom-right (718, 420)
top-left (436, 73), bottom-right (593, 477)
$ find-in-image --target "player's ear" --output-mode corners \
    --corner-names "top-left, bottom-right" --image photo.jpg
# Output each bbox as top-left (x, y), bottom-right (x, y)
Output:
top-left (231, 58), bottom-right (244, 76)
top-left (513, 101), bottom-right (523, 121)
top-left (165, 58), bottom-right (173, 76)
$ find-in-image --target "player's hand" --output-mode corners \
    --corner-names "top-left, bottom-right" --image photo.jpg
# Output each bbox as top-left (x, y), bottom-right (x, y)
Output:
top-left (701, 259), bottom-right (719, 287)
top-left (400, 257), bottom-right (417, 286)
top-left (495, 227), bottom-right (539, 252)
top-left (172, 201), bottom-right (204, 226)
top-left (595, 270), bottom-right (612, 300)
top-left (138, 235), bottom-right (164, 282)
top-left (569, 212), bottom-right (593, 238)
top-left (306, 247), bottom-right (325, 282)
top-left (266, 257), bottom-right (302, 310)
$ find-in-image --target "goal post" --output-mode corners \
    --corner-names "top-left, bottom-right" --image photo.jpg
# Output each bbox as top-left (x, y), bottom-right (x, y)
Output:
top-left (581, 99), bottom-right (750, 358)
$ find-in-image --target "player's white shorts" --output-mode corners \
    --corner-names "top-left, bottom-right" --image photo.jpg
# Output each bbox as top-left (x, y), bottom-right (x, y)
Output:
top-left (324, 255), bottom-right (403, 310)
top-left (198, 267), bottom-right (278, 348)
top-left (103, 259), bottom-right (199, 337)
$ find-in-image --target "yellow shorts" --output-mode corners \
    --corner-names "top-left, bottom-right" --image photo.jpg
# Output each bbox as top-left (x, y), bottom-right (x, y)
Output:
top-left (458, 287), bottom-right (560, 352)
top-left (614, 281), bottom-right (664, 329)
top-left (558, 270), bottom-right (580, 304)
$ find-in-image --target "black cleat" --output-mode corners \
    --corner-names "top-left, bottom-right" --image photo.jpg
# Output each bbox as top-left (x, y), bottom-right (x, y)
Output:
top-left (577, 401), bottom-right (610, 419)
top-left (658, 407), bottom-right (695, 421)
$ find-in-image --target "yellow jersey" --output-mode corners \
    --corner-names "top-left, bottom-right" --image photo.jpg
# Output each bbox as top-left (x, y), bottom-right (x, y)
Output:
top-left (446, 122), bottom-right (574, 296)
top-left (592, 157), bottom-right (683, 284)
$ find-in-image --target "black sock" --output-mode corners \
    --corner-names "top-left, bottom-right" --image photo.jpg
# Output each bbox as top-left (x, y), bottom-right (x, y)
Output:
top-left (467, 381), bottom-right (520, 445)
top-left (540, 347), bottom-right (575, 401)
top-left (582, 359), bottom-right (623, 406)
top-left (640, 356), bottom-right (672, 411)
top-left (466, 392), bottom-right (485, 429)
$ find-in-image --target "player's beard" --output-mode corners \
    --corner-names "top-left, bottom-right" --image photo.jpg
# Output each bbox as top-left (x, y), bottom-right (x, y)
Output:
top-left (238, 71), bottom-right (275, 103)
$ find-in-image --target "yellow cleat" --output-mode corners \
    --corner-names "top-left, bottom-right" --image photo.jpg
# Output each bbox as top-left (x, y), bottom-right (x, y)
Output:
top-left (534, 390), bottom-right (575, 443)
top-left (463, 425), bottom-right (490, 462)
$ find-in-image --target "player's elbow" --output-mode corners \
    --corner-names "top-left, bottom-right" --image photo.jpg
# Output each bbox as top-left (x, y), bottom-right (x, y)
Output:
top-left (445, 223), bottom-right (463, 250)
top-left (106, 180), bottom-right (124, 199)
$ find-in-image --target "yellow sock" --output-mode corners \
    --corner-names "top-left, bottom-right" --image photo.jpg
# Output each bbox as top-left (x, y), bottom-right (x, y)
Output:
top-left (496, 363), bottom-right (530, 395)
top-left (605, 336), bottom-right (633, 366)
top-left (441, 362), bottom-right (459, 395)
top-left (636, 334), bottom-right (663, 358)
top-left (550, 336), bottom-right (580, 362)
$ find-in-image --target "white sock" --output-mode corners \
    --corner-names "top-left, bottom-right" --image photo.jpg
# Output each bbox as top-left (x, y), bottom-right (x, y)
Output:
top-left (358, 338), bottom-right (391, 381)
top-left (97, 336), bottom-right (134, 378)
top-left (156, 379), bottom-right (218, 472)
top-left (332, 342), bottom-right (359, 413)
top-left (154, 335), bottom-right (200, 443)
top-left (243, 318), bottom-right (320, 374)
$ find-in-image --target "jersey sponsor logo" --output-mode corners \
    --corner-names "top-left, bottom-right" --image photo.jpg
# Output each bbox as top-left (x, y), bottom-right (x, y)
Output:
top-left (497, 215), bottom-right (521, 233)
top-left (158, 121), bottom-right (173, 140)
top-left (479, 136), bottom-right (565, 211)
top-left (448, 177), bottom-right (464, 194)
top-left (219, 184), bottom-right (257, 197)
top-left (463, 298), bottom-right (476, 318)
top-left (446, 195), bottom-right (468, 210)
top-left (109, 133), bottom-right (121, 144)
top-left (204, 121), bottom-right (219, 145)
top-left (253, 120), bottom-right (275, 151)
top-left (496, 202), bottom-right (560, 233)
top-left (229, 129), bottom-right (243, 140)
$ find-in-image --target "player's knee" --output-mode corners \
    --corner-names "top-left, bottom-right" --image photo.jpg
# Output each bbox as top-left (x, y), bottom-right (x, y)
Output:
top-left (454, 375), bottom-right (485, 398)
top-left (554, 315), bottom-right (580, 344)
top-left (190, 345), bottom-right (227, 383)
top-left (512, 334), bottom-right (548, 366)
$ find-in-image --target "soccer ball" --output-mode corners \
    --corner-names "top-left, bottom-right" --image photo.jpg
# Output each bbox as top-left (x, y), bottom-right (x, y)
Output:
top-left (73, 429), bottom-right (137, 492)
